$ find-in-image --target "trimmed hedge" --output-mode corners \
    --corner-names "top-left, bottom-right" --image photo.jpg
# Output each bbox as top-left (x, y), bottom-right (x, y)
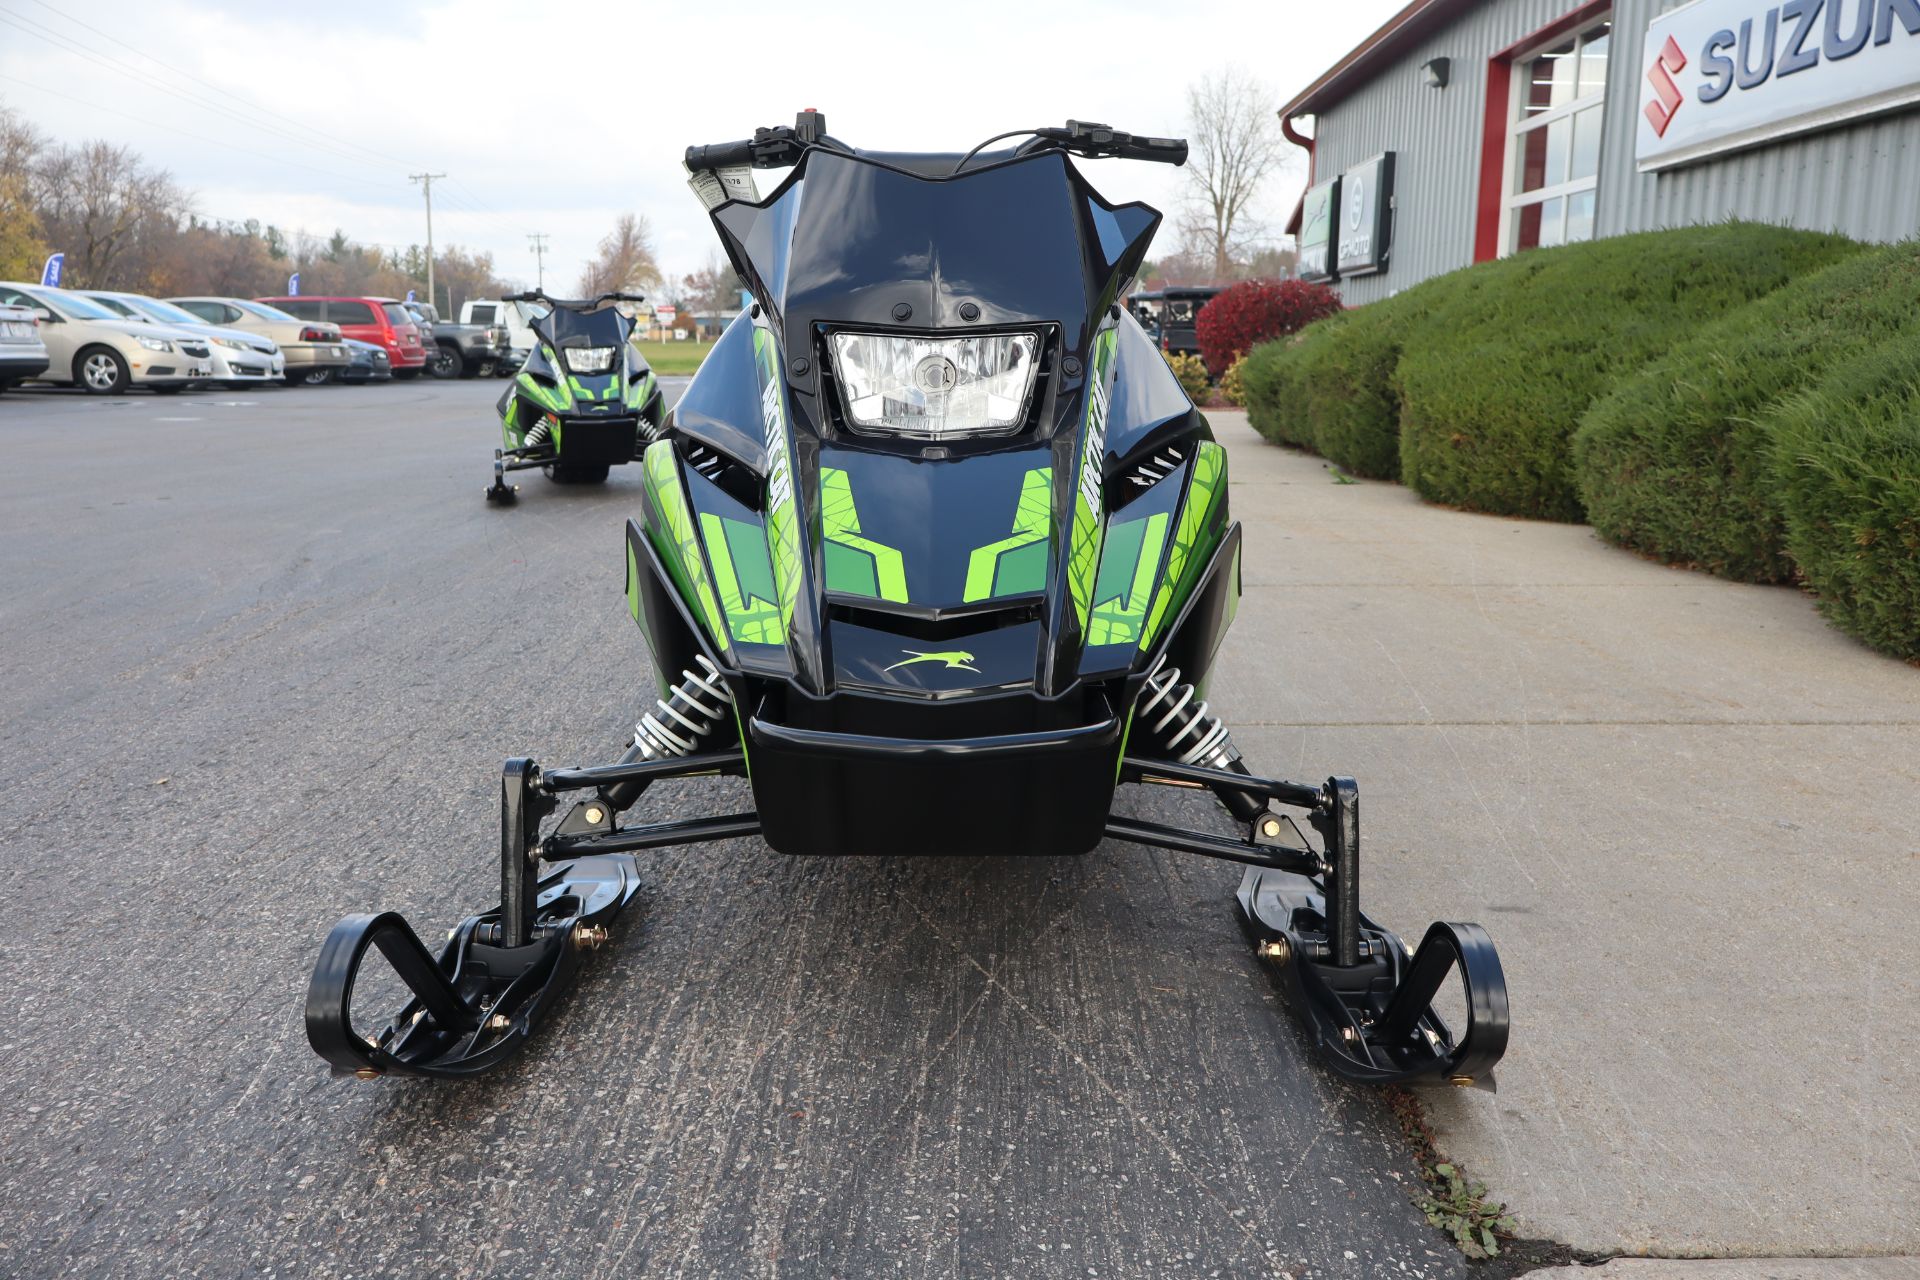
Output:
top-left (1395, 223), bottom-right (1861, 521)
top-left (1769, 338), bottom-right (1920, 661)
top-left (1242, 291), bottom-right (1418, 477)
top-left (1575, 242), bottom-right (1920, 581)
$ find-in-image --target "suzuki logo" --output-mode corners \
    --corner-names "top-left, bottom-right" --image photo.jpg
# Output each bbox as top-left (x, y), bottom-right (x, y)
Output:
top-left (1644, 35), bottom-right (1687, 136)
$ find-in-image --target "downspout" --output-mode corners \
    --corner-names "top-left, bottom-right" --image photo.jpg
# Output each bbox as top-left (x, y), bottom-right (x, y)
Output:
top-left (1280, 112), bottom-right (1315, 238)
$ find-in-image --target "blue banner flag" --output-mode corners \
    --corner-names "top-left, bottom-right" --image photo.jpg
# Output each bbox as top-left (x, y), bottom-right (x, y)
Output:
top-left (406, 289), bottom-right (416, 303)
top-left (288, 272), bottom-right (300, 296)
top-left (40, 252), bottom-right (63, 287)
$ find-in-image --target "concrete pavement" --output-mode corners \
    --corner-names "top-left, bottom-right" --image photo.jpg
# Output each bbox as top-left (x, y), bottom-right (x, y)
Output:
top-left (1208, 410), bottom-right (1920, 1260)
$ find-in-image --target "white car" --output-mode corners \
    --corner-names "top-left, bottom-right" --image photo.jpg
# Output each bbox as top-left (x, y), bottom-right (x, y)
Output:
top-left (79, 290), bottom-right (285, 386)
top-left (0, 282), bottom-right (213, 394)
top-left (0, 302), bottom-right (51, 391)
top-left (167, 296), bottom-right (350, 386)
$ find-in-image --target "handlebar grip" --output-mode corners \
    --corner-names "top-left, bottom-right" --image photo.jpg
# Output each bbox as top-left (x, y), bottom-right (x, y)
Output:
top-left (1120, 135), bottom-right (1188, 166)
top-left (685, 139), bottom-right (757, 173)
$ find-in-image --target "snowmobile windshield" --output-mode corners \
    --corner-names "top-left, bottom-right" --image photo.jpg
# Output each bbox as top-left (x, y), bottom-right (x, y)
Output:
top-left (533, 304), bottom-right (630, 351)
top-left (712, 148), bottom-right (1158, 353)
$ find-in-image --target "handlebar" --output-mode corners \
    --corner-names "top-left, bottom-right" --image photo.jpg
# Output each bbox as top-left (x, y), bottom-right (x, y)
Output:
top-left (684, 116), bottom-right (1188, 176)
top-left (506, 289), bottom-right (647, 309)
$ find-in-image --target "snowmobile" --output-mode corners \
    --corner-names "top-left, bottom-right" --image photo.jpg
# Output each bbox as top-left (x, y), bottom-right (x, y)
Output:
top-left (484, 289), bottom-right (664, 502)
top-left (308, 113), bottom-right (1509, 1088)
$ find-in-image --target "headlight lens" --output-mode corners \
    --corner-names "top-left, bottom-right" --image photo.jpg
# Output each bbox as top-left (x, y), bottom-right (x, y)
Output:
top-left (829, 331), bottom-right (1039, 438)
top-left (562, 345), bottom-right (616, 374)
top-left (213, 336), bottom-right (251, 351)
top-left (136, 336), bottom-right (173, 352)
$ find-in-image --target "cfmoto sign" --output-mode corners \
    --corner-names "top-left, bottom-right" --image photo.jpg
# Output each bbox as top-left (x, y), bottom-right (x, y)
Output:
top-left (1636, 0), bottom-right (1920, 169)
top-left (1335, 152), bottom-right (1395, 278)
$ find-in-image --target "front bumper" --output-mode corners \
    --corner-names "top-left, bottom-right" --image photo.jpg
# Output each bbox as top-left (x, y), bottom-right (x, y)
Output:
top-left (0, 351), bottom-right (50, 382)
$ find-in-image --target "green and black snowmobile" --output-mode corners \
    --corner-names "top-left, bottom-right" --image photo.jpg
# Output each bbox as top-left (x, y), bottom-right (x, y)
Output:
top-left (485, 290), bottom-right (664, 502)
top-left (308, 113), bottom-right (1509, 1089)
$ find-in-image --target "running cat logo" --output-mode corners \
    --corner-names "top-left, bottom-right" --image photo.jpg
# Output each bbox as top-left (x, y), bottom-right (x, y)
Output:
top-left (1644, 35), bottom-right (1687, 137)
top-left (884, 649), bottom-right (980, 674)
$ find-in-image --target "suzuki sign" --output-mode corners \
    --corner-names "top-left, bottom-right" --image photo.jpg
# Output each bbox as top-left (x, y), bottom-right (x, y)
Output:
top-left (1636, 0), bottom-right (1920, 170)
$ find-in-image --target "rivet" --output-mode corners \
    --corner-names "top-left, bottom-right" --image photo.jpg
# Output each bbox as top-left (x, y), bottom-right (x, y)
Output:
top-left (891, 302), bottom-right (913, 322)
top-left (958, 302), bottom-right (980, 321)
top-left (1062, 355), bottom-right (1082, 377)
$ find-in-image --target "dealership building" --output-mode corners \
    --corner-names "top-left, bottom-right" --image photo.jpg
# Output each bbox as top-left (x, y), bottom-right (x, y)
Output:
top-left (1283, 0), bottom-right (1920, 302)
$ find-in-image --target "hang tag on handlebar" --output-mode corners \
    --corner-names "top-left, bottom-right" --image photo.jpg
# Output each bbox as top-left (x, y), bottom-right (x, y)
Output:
top-left (686, 165), bottom-right (759, 211)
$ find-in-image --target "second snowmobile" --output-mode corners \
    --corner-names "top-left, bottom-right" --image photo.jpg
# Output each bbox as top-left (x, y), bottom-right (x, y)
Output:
top-left (486, 289), bottom-right (664, 502)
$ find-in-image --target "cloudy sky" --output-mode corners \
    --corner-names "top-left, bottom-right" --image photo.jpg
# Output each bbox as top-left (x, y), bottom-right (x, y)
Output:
top-left (0, 0), bottom-right (1402, 291)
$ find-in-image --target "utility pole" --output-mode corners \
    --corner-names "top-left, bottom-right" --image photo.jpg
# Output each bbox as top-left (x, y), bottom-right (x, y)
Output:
top-left (527, 233), bottom-right (550, 289)
top-left (409, 172), bottom-right (445, 312)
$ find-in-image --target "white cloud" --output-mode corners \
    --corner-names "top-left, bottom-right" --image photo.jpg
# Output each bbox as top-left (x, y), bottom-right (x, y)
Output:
top-left (0, 0), bottom-right (1402, 289)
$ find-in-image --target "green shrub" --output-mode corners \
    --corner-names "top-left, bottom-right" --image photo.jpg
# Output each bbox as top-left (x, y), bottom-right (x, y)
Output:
top-left (1575, 242), bottom-right (1920, 580)
top-left (1163, 350), bottom-right (1210, 402)
top-left (1241, 327), bottom-right (1321, 449)
top-left (1218, 354), bottom-right (1249, 406)
top-left (1396, 223), bottom-right (1862, 521)
top-left (1770, 338), bottom-right (1920, 660)
top-left (1293, 301), bottom-right (1415, 479)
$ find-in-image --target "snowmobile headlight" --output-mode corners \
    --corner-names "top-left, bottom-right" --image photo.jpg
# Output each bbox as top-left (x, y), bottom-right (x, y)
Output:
top-left (829, 331), bottom-right (1039, 438)
top-left (562, 345), bottom-right (617, 374)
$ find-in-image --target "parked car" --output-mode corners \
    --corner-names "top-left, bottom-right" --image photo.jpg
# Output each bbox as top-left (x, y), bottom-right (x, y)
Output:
top-left (78, 290), bottom-right (285, 386)
top-left (167, 296), bottom-right (349, 386)
top-left (0, 282), bottom-right (213, 393)
top-left (0, 301), bottom-right (51, 391)
top-left (338, 338), bottom-right (393, 383)
top-left (256, 295), bottom-right (427, 377)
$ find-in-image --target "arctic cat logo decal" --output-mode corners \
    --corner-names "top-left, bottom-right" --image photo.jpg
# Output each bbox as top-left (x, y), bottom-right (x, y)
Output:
top-left (884, 649), bottom-right (980, 674)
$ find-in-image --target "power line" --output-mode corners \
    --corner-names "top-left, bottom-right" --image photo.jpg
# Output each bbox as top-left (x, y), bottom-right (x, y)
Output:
top-left (0, 71), bottom-right (401, 194)
top-left (22, 0), bottom-right (417, 172)
top-left (0, 10), bottom-right (398, 180)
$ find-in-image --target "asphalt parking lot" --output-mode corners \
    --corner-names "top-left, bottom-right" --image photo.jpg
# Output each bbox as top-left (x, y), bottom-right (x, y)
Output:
top-left (0, 381), bottom-right (1485, 1279)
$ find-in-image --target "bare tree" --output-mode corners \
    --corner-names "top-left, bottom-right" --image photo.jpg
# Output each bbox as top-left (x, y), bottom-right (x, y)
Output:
top-left (30, 140), bottom-right (188, 287)
top-left (1182, 67), bottom-right (1290, 279)
top-left (577, 213), bottom-right (662, 297)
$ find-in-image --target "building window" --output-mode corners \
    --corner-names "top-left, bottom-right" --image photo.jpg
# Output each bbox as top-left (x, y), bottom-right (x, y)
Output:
top-left (1501, 17), bottom-right (1609, 255)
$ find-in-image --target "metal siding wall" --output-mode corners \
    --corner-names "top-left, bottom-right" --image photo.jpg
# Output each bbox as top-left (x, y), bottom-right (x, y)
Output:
top-left (1311, 0), bottom-right (1920, 305)
top-left (1313, 0), bottom-right (1601, 304)
top-left (1603, 0), bottom-right (1920, 243)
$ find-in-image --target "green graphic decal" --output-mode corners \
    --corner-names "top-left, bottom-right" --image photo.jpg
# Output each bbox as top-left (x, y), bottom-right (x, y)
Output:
top-left (884, 649), bottom-right (979, 673)
top-left (625, 534), bottom-right (643, 623)
top-left (819, 467), bottom-right (909, 601)
top-left (625, 369), bottom-right (657, 412)
top-left (1068, 327), bottom-right (1118, 629)
top-left (1140, 441), bottom-right (1228, 649)
top-left (699, 512), bottom-right (785, 645)
top-left (516, 360), bottom-right (574, 414)
top-left (753, 329), bottom-right (803, 625)
top-left (642, 440), bottom-right (725, 648)
top-left (1086, 511), bottom-right (1171, 646)
top-left (964, 466), bottom-right (1053, 601)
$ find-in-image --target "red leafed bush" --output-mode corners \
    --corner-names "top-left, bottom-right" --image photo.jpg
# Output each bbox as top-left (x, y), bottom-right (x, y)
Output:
top-left (1195, 279), bottom-right (1344, 376)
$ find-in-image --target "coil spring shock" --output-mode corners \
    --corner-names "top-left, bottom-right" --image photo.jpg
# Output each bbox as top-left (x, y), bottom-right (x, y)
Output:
top-left (1137, 654), bottom-right (1236, 768)
top-left (523, 419), bottom-right (552, 450)
top-left (632, 654), bottom-right (734, 760)
top-left (1137, 655), bottom-right (1268, 822)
